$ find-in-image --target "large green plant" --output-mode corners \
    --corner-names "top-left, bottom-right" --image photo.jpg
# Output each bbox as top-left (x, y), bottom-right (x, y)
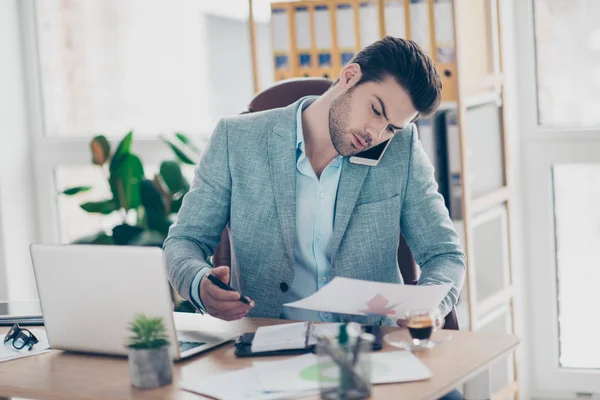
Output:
top-left (62, 131), bottom-right (202, 312)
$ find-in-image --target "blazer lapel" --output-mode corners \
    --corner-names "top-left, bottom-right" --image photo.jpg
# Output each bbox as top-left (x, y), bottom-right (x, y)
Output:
top-left (329, 158), bottom-right (369, 264)
top-left (268, 101), bottom-right (300, 264)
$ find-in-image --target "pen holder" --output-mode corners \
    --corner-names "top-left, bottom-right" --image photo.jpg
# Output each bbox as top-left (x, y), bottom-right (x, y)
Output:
top-left (315, 334), bottom-right (373, 400)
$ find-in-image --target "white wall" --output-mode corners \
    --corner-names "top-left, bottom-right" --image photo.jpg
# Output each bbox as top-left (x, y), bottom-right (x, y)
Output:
top-left (203, 13), bottom-right (275, 116)
top-left (0, 0), bottom-right (40, 301)
top-left (500, 0), bottom-right (529, 397)
top-left (204, 14), bottom-right (256, 117)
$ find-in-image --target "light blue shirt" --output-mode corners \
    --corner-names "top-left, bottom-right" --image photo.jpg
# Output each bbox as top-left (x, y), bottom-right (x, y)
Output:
top-left (281, 98), bottom-right (343, 322)
top-left (190, 98), bottom-right (343, 320)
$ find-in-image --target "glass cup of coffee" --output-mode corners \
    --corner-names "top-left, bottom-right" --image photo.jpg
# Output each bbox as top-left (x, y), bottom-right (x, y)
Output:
top-left (405, 309), bottom-right (445, 349)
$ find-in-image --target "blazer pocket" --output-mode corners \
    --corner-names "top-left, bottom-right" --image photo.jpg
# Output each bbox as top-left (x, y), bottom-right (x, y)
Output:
top-left (354, 194), bottom-right (401, 209)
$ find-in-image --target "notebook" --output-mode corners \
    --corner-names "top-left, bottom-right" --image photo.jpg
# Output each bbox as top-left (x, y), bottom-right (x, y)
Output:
top-left (234, 322), bottom-right (382, 358)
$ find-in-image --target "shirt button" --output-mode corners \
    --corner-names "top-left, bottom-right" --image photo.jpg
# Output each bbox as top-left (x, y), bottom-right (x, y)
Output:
top-left (322, 277), bottom-right (327, 282)
top-left (320, 193), bottom-right (326, 199)
top-left (316, 235), bottom-right (321, 240)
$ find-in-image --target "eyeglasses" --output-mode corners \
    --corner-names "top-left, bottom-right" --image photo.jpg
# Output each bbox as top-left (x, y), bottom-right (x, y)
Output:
top-left (3, 324), bottom-right (39, 351)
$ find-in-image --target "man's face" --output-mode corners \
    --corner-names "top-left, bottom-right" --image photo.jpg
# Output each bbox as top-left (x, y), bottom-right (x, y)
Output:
top-left (328, 74), bottom-right (419, 157)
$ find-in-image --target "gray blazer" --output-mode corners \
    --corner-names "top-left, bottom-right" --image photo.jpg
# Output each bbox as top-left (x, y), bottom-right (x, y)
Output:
top-left (164, 98), bottom-right (466, 326)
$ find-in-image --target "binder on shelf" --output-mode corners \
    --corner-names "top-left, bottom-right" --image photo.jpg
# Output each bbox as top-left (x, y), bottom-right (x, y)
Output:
top-left (314, 4), bottom-right (334, 78)
top-left (416, 116), bottom-right (450, 213)
top-left (409, 0), bottom-right (432, 56)
top-left (433, 111), bottom-right (450, 213)
top-left (359, 1), bottom-right (380, 48)
top-left (384, 0), bottom-right (407, 38)
top-left (294, 6), bottom-right (312, 75)
top-left (271, 6), bottom-right (292, 81)
top-left (444, 110), bottom-right (462, 220)
top-left (335, 3), bottom-right (356, 66)
top-left (434, 0), bottom-right (457, 101)
top-left (434, 0), bottom-right (455, 63)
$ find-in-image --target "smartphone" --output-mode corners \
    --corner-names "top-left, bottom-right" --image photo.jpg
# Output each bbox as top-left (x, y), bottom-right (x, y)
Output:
top-left (349, 137), bottom-right (393, 166)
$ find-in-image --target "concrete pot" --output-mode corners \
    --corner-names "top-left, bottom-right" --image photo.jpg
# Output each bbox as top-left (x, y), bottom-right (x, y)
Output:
top-left (128, 347), bottom-right (173, 389)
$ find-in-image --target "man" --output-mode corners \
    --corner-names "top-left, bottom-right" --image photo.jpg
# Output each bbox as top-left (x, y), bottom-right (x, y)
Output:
top-left (164, 36), bottom-right (466, 327)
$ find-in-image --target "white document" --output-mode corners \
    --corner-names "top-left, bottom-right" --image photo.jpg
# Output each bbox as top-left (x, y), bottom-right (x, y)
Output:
top-left (314, 5), bottom-right (332, 50)
top-left (336, 4), bottom-right (355, 50)
top-left (308, 323), bottom-right (343, 345)
top-left (434, 0), bottom-right (456, 62)
top-left (0, 329), bottom-right (50, 363)
top-left (272, 8), bottom-right (290, 52)
top-left (254, 351), bottom-right (431, 393)
top-left (294, 6), bottom-right (311, 51)
top-left (180, 366), bottom-right (318, 400)
top-left (410, 0), bottom-right (432, 55)
top-left (284, 277), bottom-right (452, 318)
top-left (359, 1), bottom-right (379, 48)
top-left (385, 0), bottom-right (406, 38)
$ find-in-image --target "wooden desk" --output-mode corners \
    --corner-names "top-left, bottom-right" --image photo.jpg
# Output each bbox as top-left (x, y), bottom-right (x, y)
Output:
top-left (0, 313), bottom-right (519, 400)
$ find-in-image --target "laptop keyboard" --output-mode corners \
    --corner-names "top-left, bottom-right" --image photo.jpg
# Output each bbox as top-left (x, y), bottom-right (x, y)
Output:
top-left (179, 340), bottom-right (206, 352)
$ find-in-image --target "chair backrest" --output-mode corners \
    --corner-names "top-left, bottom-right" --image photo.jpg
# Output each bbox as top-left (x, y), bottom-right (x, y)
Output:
top-left (212, 77), bottom-right (458, 330)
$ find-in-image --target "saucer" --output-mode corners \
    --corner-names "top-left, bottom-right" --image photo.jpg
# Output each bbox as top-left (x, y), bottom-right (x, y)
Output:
top-left (384, 331), bottom-right (453, 351)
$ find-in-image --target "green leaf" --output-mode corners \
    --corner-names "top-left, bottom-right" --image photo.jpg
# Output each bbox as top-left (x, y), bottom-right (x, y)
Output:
top-left (109, 153), bottom-right (144, 210)
top-left (80, 199), bottom-right (117, 214)
top-left (159, 161), bottom-right (189, 195)
top-left (127, 313), bottom-right (169, 349)
top-left (161, 135), bottom-right (199, 165)
top-left (62, 186), bottom-right (92, 196)
top-left (73, 231), bottom-right (113, 245)
top-left (109, 131), bottom-right (133, 168)
top-left (175, 133), bottom-right (201, 154)
top-left (112, 224), bottom-right (144, 245)
top-left (140, 179), bottom-right (171, 235)
top-left (90, 135), bottom-right (111, 165)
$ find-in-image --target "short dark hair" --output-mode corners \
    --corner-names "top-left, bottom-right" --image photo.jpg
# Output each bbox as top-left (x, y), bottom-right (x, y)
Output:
top-left (338, 36), bottom-right (442, 117)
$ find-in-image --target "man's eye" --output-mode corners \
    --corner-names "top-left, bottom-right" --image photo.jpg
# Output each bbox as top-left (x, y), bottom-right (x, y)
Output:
top-left (388, 126), bottom-right (396, 134)
top-left (371, 105), bottom-right (381, 116)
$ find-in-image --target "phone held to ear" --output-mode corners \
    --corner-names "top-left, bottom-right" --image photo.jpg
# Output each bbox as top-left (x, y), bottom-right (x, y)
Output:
top-left (349, 137), bottom-right (393, 167)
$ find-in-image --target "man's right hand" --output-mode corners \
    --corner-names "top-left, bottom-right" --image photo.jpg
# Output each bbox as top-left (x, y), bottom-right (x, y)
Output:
top-left (199, 265), bottom-right (254, 321)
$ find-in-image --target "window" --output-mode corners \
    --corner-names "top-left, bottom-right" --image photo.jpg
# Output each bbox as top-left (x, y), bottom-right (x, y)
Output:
top-left (534, 0), bottom-right (600, 127)
top-left (552, 164), bottom-right (600, 369)
top-left (35, 0), bottom-right (255, 138)
top-left (29, 0), bottom-right (256, 243)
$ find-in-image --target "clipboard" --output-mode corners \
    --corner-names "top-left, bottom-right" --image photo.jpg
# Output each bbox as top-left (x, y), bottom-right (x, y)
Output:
top-left (234, 324), bottom-right (382, 358)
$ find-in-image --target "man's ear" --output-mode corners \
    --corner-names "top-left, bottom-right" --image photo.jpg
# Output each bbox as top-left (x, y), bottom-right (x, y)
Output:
top-left (338, 63), bottom-right (362, 88)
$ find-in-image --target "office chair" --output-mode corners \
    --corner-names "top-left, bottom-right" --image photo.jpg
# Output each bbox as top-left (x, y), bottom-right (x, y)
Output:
top-left (213, 77), bottom-right (459, 330)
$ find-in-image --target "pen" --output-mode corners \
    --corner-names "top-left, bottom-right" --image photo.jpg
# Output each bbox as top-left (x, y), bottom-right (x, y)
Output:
top-left (206, 274), bottom-right (251, 305)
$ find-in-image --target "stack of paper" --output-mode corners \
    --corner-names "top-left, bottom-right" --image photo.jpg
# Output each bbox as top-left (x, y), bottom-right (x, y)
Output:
top-left (180, 351), bottom-right (431, 399)
top-left (251, 322), bottom-right (311, 353)
top-left (180, 367), bottom-right (318, 400)
top-left (254, 352), bottom-right (431, 393)
top-left (251, 322), bottom-right (343, 353)
top-left (0, 329), bottom-right (50, 363)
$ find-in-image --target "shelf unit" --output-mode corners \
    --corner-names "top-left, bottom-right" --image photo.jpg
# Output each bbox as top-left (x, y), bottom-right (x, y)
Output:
top-left (247, 1), bottom-right (519, 398)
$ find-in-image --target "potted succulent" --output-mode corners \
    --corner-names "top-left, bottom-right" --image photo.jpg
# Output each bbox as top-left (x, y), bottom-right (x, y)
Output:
top-left (127, 313), bottom-right (173, 389)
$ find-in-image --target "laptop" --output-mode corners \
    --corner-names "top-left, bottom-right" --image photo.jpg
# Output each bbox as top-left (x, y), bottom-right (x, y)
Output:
top-left (0, 300), bottom-right (43, 325)
top-left (29, 244), bottom-right (239, 360)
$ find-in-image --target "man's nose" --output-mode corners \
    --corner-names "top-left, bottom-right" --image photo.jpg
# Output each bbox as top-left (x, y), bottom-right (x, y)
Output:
top-left (363, 129), bottom-right (376, 145)
top-left (366, 123), bottom-right (387, 142)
